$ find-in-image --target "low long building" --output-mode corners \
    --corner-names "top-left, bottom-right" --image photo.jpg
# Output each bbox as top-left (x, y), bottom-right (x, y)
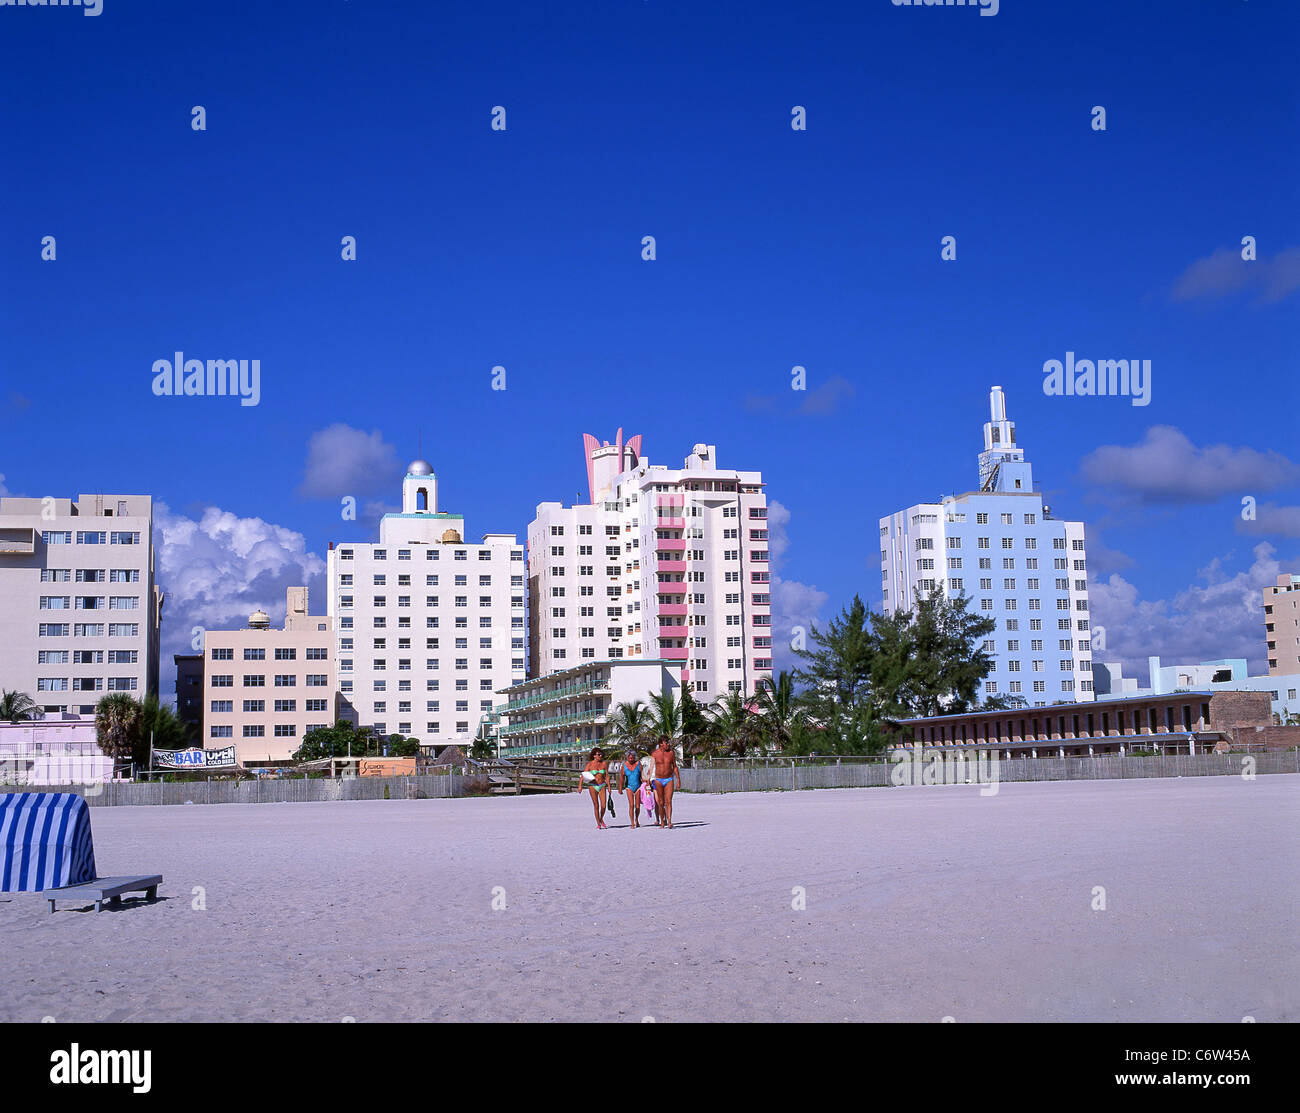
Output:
top-left (893, 689), bottom-right (1292, 756)
top-left (203, 587), bottom-right (335, 768)
top-left (495, 658), bottom-right (681, 761)
top-left (0, 716), bottom-right (113, 785)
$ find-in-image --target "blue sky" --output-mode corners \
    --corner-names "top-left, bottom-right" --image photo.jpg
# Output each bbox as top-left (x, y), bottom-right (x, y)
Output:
top-left (2, 0), bottom-right (1297, 698)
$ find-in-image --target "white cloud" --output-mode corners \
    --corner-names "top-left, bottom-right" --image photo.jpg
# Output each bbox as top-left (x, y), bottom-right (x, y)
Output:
top-left (744, 375), bottom-right (857, 418)
top-left (1171, 244), bottom-right (1300, 304)
top-left (298, 424), bottom-right (401, 499)
top-left (156, 503), bottom-right (327, 674)
top-left (1088, 542), bottom-right (1286, 681)
top-left (1079, 426), bottom-right (1299, 504)
top-left (764, 499), bottom-right (830, 673)
top-left (1237, 502), bottom-right (1300, 540)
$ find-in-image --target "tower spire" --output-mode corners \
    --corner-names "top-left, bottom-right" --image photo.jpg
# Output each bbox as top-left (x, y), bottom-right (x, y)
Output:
top-left (978, 385), bottom-right (1032, 492)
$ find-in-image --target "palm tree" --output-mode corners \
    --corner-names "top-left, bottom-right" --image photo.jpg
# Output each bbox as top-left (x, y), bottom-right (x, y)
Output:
top-left (606, 699), bottom-right (652, 754)
top-left (646, 690), bottom-right (682, 749)
top-left (94, 692), bottom-right (144, 766)
top-left (705, 689), bottom-right (755, 757)
top-left (0, 689), bottom-right (40, 723)
top-left (751, 670), bottom-right (804, 753)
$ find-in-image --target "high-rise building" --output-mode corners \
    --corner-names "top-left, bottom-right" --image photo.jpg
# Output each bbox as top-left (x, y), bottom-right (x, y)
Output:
top-left (174, 653), bottom-right (204, 740)
top-left (326, 461), bottom-right (525, 753)
top-left (879, 387), bottom-right (1093, 707)
top-left (0, 493), bottom-right (162, 714)
top-left (1263, 573), bottom-right (1300, 675)
top-left (527, 432), bottom-right (772, 702)
top-left (202, 587), bottom-right (334, 767)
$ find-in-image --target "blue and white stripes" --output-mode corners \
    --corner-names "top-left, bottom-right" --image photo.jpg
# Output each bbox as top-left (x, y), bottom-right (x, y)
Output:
top-left (0, 792), bottom-right (97, 893)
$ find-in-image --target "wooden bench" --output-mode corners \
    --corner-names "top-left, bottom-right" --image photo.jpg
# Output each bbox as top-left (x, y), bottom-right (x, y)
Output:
top-left (46, 875), bottom-right (162, 914)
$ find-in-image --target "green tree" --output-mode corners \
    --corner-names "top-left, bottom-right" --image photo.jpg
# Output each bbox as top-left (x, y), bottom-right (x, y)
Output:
top-left (140, 694), bottom-right (190, 754)
top-left (292, 720), bottom-right (375, 763)
top-left (386, 734), bottom-right (421, 757)
top-left (0, 689), bottom-right (40, 723)
top-left (792, 594), bottom-right (875, 719)
top-left (751, 670), bottom-right (804, 752)
top-left (94, 693), bottom-right (145, 767)
top-left (704, 689), bottom-right (756, 757)
top-left (870, 590), bottom-right (996, 719)
top-left (646, 690), bottom-right (682, 747)
top-left (606, 699), bottom-right (653, 753)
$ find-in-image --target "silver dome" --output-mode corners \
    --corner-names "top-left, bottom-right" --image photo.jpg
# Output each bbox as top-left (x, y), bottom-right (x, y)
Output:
top-left (407, 459), bottom-right (434, 476)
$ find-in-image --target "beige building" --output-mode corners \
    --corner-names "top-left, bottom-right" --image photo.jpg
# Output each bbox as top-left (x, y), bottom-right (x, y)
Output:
top-left (1264, 573), bottom-right (1300, 676)
top-left (204, 587), bottom-right (335, 767)
top-left (0, 493), bottom-right (161, 714)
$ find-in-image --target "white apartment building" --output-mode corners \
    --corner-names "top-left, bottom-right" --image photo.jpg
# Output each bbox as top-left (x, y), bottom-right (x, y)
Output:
top-left (0, 493), bottom-right (161, 714)
top-left (880, 387), bottom-right (1093, 707)
top-left (527, 432), bottom-right (772, 702)
top-left (496, 658), bottom-right (682, 759)
top-left (326, 461), bottom-right (525, 752)
top-left (203, 587), bottom-right (335, 767)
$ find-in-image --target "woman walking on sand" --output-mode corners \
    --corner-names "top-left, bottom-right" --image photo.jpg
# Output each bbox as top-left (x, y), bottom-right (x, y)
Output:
top-left (580, 747), bottom-right (610, 829)
top-left (616, 749), bottom-right (645, 828)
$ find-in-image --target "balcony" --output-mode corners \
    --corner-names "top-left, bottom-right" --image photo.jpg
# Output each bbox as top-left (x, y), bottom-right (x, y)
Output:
top-left (655, 517), bottom-right (685, 530)
top-left (655, 582), bottom-right (687, 596)
top-left (0, 527), bottom-right (36, 555)
top-left (657, 625), bottom-right (688, 638)
top-left (656, 559), bottom-right (687, 574)
top-left (657, 602), bottom-right (688, 617)
top-left (660, 646), bottom-right (689, 661)
top-left (657, 537), bottom-right (686, 552)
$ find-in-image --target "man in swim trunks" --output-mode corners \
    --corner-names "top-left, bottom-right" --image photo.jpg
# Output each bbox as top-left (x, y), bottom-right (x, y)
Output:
top-left (651, 736), bottom-right (681, 829)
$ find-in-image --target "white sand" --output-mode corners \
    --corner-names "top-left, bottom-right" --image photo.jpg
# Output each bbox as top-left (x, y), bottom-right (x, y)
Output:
top-left (3, 776), bottom-right (1296, 1023)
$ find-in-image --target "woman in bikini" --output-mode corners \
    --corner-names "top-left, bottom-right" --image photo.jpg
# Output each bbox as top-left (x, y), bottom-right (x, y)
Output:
top-left (616, 749), bottom-right (645, 828)
top-left (580, 747), bottom-right (610, 829)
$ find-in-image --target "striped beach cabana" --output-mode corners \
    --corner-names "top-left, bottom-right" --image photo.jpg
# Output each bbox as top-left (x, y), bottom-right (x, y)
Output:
top-left (0, 792), bottom-right (97, 893)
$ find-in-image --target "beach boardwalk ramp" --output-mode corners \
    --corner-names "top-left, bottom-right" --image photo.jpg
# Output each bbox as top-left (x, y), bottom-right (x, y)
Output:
top-left (0, 791), bottom-right (97, 893)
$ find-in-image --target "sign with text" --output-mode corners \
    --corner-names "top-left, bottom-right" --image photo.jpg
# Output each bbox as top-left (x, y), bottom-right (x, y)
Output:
top-left (154, 746), bottom-right (237, 770)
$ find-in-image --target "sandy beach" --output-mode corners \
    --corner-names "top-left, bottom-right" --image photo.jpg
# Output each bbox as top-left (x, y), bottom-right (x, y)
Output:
top-left (3, 776), bottom-right (1297, 1023)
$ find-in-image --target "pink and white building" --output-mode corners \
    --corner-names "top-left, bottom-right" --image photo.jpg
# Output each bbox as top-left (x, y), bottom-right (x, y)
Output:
top-left (527, 432), bottom-right (773, 703)
top-left (0, 716), bottom-right (113, 786)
